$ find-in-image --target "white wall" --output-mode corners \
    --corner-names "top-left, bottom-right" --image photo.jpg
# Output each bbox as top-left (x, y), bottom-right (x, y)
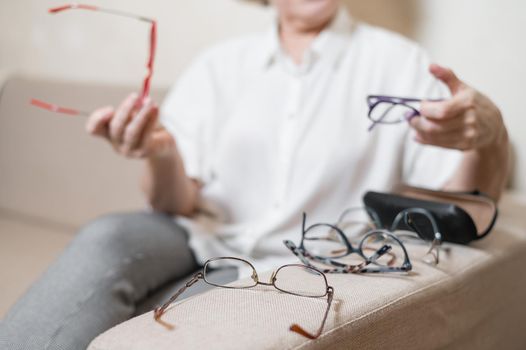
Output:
top-left (1, 0), bottom-right (525, 192)
top-left (0, 0), bottom-right (273, 86)
top-left (418, 0), bottom-right (526, 192)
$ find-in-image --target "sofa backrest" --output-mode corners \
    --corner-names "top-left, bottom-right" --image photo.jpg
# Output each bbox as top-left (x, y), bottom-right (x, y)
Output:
top-left (0, 75), bottom-right (167, 228)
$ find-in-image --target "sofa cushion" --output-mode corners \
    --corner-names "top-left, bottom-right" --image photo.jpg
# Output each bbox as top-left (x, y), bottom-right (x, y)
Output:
top-left (88, 193), bottom-right (526, 350)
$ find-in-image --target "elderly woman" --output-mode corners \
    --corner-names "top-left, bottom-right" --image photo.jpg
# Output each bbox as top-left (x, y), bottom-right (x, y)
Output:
top-left (1, 0), bottom-right (510, 348)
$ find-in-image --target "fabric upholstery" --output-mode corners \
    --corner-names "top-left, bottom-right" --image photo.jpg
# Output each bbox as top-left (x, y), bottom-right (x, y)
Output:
top-left (89, 194), bottom-right (526, 350)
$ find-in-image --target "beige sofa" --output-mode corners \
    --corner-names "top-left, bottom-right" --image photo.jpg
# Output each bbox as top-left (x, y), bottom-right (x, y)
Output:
top-left (1, 76), bottom-right (526, 349)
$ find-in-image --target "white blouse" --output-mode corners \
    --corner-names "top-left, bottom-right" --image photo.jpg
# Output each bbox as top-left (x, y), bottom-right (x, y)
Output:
top-left (160, 8), bottom-right (462, 273)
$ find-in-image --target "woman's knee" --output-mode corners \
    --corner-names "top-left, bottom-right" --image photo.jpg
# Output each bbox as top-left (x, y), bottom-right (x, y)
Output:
top-left (74, 212), bottom-right (150, 255)
top-left (73, 211), bottom-right (188, 256)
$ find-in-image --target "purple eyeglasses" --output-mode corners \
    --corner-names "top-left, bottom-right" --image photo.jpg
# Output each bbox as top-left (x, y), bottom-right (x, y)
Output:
top-left (366, 95), bottom-right (442, 131)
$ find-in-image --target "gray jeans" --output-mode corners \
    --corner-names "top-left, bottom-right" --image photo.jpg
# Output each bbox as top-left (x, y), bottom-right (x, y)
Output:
top-left (0, 212), bottom-right (237, 350)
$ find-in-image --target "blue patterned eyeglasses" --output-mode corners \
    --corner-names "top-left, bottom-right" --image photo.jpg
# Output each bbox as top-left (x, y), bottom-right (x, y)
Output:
top-left (284, 207), bottom-right (444, 274)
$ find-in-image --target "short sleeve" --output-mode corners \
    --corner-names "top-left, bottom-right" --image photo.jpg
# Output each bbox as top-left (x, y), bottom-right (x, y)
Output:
top-left (402, 51), bottom-right (463, 189)
top-left (160, 54), bottom-right (217, 182)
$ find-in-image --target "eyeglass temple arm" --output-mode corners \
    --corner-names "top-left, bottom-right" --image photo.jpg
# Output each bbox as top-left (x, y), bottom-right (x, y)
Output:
top-left (30, 98), bottom-right (89, 117)
top-left (47, 4), bottom-right (156, 102)
top-left (368, 102), bottom-right (397, 132)
top-left (154, 272), bottom-right (203, 320)
top-left (284, 239), bottom-right (392, 273)
top-left (392, 208), bottom-right (442, 240)
top-left (408, 209), bottom-right (439, 233)
top-left (283, 240), bottom-right (317, 268)
top-left (404, 210), bottom-right (443, 262)
top-left (49, 4), bottom-right (155, 23)
top-left (141, 20), bottom-right (157, 101)
top-left (424, 236), bottom-right (441, 264)
top-left (290, 286), bottom-right (334, 340)
top-left (392, 209), bottom-right (442, 264)
top-left (328, 246), bottom-right (396, 267)
top-left (314, 245), bottom-right (391, 272)
top-left (49, 4), bottom-right (97, 13)
top-left (364, 207), bottom-right (383, 229)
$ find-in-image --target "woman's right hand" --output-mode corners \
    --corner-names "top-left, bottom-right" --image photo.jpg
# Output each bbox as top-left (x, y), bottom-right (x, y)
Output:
top-left (86, 93), bottom-right (175, 159)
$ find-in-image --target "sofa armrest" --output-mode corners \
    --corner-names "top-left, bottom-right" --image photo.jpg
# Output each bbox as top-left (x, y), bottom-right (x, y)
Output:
top-left (88, 192), bottom-right (526, 350)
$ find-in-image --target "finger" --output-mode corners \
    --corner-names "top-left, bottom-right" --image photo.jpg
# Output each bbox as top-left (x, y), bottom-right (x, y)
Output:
top-left (414, 128), bottom-right (467, 150)
top-left (413, 111), bottom-right (475, 150)
top-left (109, 93), bottom-right (140, 144)
top-left (420, 90), bottom-right (474, 120)
top-left (122, 97), bottom-right (156, 151)
top-left (136, 107), bottom-right (160, 156)
top-left (409, 113), bottom-right (466, 136)
top-left (429, 63), bottom-right (464, 95)
top-left (86, 106), bottom-right (114, 138)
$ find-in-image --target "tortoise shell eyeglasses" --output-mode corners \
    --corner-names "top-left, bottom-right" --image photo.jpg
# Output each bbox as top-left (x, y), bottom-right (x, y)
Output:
top-left (153, 257), bottom-right (334, 340)
top-left (30, 3), bottom-right (157, 116)
top-left (285, 212), bottom-right (411, 274)
top-left (285, 207), bottom-right (444, 274)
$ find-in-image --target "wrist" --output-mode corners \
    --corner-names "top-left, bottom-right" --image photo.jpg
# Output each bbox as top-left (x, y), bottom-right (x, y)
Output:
top-left (146, 130), bottom-right (176, 160)
top-left (478, 118), bottom-right (509, 156)
top-left (467, 122), bottom-right (510, 183)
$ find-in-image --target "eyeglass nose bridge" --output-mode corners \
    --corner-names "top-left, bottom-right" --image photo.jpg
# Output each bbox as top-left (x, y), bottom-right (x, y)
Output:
top-left (250, 269), bottom-right (260, 284)
top-left (255, 270), bottom-right (277, 287)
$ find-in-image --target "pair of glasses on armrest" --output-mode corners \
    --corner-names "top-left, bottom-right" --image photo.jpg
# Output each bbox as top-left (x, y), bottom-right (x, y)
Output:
top-left (338, 206), bottom-right (445, 265)
top-left (284, 239), bottom-right (394, 274)
top-left (388, 207), bottom-right (445, 265)
top-left (284, 212), bottom-right (411, 274)
top-left (290, 206), bottom-right (444, 274)
top-left (153, 257), bottom-right (334, 340)
top-left (30, 3), bottom-right (157, 117)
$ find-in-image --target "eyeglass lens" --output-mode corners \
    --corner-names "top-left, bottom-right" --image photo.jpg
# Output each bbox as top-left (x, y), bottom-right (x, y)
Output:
top-left (360, 231), bottom-right (406, 268)
top-left (204, 258), bottom-right (257, 288)
top-left (303, 224), bottom-right (349, 259)
top-left (336, 208), bottom-right (375, 238)
top-left (370, 101), bottom-right (420, 124)
top-left (274, 265), bottom-right (328, 298)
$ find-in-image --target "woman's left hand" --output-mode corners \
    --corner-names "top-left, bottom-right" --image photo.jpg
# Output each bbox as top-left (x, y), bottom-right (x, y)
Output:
top-left (409, 64), bottom-right (507, 151)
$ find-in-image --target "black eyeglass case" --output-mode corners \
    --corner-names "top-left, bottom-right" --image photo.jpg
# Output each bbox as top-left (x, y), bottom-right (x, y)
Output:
top-left (363, 185), bottom-right (498, 244)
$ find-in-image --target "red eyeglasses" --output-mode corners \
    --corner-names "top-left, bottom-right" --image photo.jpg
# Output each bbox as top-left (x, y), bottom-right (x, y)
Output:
top-left (30, 4), bottom-right (157, 117)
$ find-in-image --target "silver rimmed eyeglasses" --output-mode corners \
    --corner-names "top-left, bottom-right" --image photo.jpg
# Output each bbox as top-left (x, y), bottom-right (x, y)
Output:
top-left (153, 257), bottom-right (334, 340)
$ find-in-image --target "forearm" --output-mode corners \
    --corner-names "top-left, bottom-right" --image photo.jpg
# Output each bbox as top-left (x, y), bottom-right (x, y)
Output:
top-left (443, 128), bottom-right (511, 201)
top-left (141, 132), bottom-right (199, 216)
